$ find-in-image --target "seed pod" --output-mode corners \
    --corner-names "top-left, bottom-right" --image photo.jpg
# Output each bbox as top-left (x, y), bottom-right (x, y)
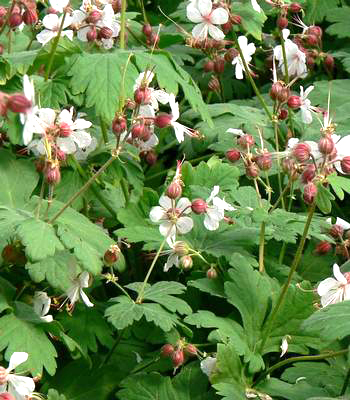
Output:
top-left (207, 267), bottom-right (217, 279)
top-left (104, 244), bottom-right (121, 265)
top-left (293, 142), bottom-right (311, 162)
top-left (226, 148), bottom-right (241, 163)
top-left (171, 350), bottom-right (184, 367)
top-left (318, 135), bottom-right (334, 155)
top-left (191, 199), bottom-right (208, 214)
top-left (166, 181), bottom-right (182, 199)
top-left (277, 16), bottom-right (288, 29)
top-left (142, 23), bottom-right (152, 37)
top-left (154, 114), bottom-right (172, 128)
top-left (112, 0), bottom-right (122, 13)
top-left (287, 95), bottom-right (302, 109)
top-left (257, 153), bottom-right (272, 171)
top-left (303, 182), bottom-right (317, 204)
top-left (315, 241), bottom-right (332, 255)
top-left (341, 156), bottom-right (350, 174)
top-left (180, 255), bottom-right (193, 270)
top-left (184, 344), bottom-right (197, 356)
top-left (7, 94), bottom-right (31, 113)
top-left (23, 9), bottom-right (38, 25)
top-left (161, 344), bottom-right (174, 357)
top-left (9, 13), bottom-right (22, 28)
top-left (203, 60), bottom-right (214, 72)
top-left (98, 26), bottom-right (113, 39)
top-left (238, 134), bottom-right (255, 148)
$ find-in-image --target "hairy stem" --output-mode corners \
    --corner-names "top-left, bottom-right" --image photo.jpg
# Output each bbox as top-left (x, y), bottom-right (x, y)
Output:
top-left (119, 0), bottom-right (127, 50)
top-left (259, 222), bottom-right (266, 273)
top-left (259, 203), bottom-right (316, 352)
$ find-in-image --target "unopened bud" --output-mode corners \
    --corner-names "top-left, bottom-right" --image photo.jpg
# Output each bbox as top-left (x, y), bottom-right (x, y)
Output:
top-left (173, 241), bottom-right (189, 256)
top-left (318, 135), bottom-right (334, 155)
top-left (0, 7), bottom-right (6, 17)
top-left (7, 94), bottom-right (31, 113)
top-left (131, 122), bottom-right (146, 139)
top-left (86, 27), bottom-right (97, 42)
top-left (154, 113), bottom-right (172, 128)
top-left (166, 181), bottom-right (182, 199)
top-left (246, 163), bottom-right (260, 178)
top-left (112, 0), bottom-right (122, 13)
top-left (341, 156), bottom-right (350, 174)
top-left (278, 108), bottom-right (288, 120)
top-left (329, 224), bottom-right (344, 239)
top-left (0, 393), bottom-right (15, 400)
top-left (184, 344), bottom-right (197, 356)
top-left (324, 55), bottom-right (334, 71)
top-left (112, 116), bottom-right (127, 135)
top-left (287, 95), bottom-right (302, 109)
top-left (257, 153), bottom-right (272, 171)
top-left (180, 255), bottom-right (193, 270)
top-left (301, 164), bottom-right (316, 183)
top-left (214, 57), bottom-right (225, 74)
top-left (238, 134), bottom-right (255, 148)
top-left (23, 9), bottom-right (38, 25)
top-left (315, 241), bottom-right (332, 255)
top-left (303, 182), bottom-right (317, 204)
top-left (207, 267), bottom-right (217, 279)
top-left (221, 20), bottom-right (232, 34)
top-left (98, 26), bottom-right (113, 39)
top-left (55, 148), bottom-right (66, 161)
top-left (161, 344), bottom-right (174, 357)
top-left (224, 48), bottom-right (239, 62)
top-left (277, 16), bottom-right (288, 29)
top-left (191, 199), bottom-right (207, 214)
top-left (307, 25), bottom-right (322, 38)
top-left (144, 150), bottom-right (157, 165)
top-left (171, 350), bottom-right (184, 367)
top-left (208, 76), bottom-right (220, 92)
top-left (45, 162), bottom-right (61, 185)
top-left (9, 13), bottom-right (22, 28)
top-left (289, 3), bottom-right (302, 12)
top-left (306, 34), bottom-right (318, 47)
top-left (142, 23), bottom-right (152, 37)
top-left (203, 60), bottom-right (214, 72)
top-left (293, 142), bottom-right (311, 162)
top-left (149, 32), bottom-right (159, 46)
top-left (134, 87), bottom-right (151, 105)
top-left (226, 148), bottom-right (241, 163)
top-left (104, 244), bottom-right (120, 265)
top-left (87, 10), bottom-right (101, 23)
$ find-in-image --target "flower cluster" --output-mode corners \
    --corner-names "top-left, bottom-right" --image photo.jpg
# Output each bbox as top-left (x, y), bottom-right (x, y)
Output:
top-left (317, 263), bottom-right (350, 307)
top-left (160, 340), bottom-right (198, 370)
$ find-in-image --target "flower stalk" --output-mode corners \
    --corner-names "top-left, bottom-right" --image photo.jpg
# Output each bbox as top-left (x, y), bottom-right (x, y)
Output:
top-left (119, 0), bottom-right (127, 49)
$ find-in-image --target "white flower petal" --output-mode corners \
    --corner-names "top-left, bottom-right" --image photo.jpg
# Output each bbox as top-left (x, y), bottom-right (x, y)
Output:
top-left (7, 353), bottom-right (28, 373)
top-left (61, 29), bottom-right (74, 41)
top-left (207, 186), bottom-right (220, 203)
top-left (335, 217), bottom-right (350, 231)
top-left (159, 195), bottom-right (172, 210)
top-left (42, 13), bottom-right (59, 30)
top-left (333, 263), bottom-right (347, 284)
top-left (72, 130), bottom-right (92, 149)
top-left (200, 356), bottom-right (216, 377)
top-left (176, 216), bottom-right (193, 234)
top-left (177, 197), bottom-right (191, 213)
top-left (198, 0), bottom-right (212, 17)
top-left (186, 3), bottom-right (203, 23)
top-left (164, 253), bottom-right (179, 272)
top-left (210, 8), bottom-right (229, 24)
top-left (208, 24), bottom-right (225, 40)
top-left (317, 277), bottom-right (338, 296)
top-left (150, 206), bottom-right (166, 222)
top-left (226, 128), bottom-right (244, 136)
top-left (79, 271), bottom-right (90, 288)
top-left (36, 29), bottom-right (56, 45)
top-left (192, 22), bottom-right (209, 40)
top-left (80, 289), bottom-right (94, 307)
top-left (38, 108), bottom-right (56, 126)
top-left (204, 212), bottom-right (220, 231)
top-left (251, 0), bottom-right (261, 12)
top-left (8, 375), bottom-right (35, 398)
top-left (57, 137), bottom-right (76, 154)
top-left (159, 221), bottom-right (176, 238)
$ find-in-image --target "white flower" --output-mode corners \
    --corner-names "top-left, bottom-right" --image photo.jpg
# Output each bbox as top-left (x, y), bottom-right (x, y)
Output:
top-left (203, 186), bottom-right (235, 231)
top-left (232, 36), bottom-right (256, 80)
top-left (33, 291), bottom-right (53, 323)
top-left (149, 196), bottom-right (193, 243)
top-left (280, 335), bottom-right (291, 357)
top-left (163, 238), bottom-right (181, 272)
top-left (50, 0), bottom-right (69, 13)
top-left (200, 356), bottom-right (217, 377)
top-left (226, 128), bottom-right (245, 136)
top-left (326, 217), bottom-right (350, 231)
top-left (299, 85), bottom-right (316, 124)
top-left (317, 263), bottom-right (350, 307)
top-left (186, 0), bottom-right (228, 40)
top-left (66, 271), bottom-right (94, 308)
top-left (168, 94), bottom-right (199, 143)
top-left (133, 72), bottom-right (170, 110)
top-left (0, 352), bottom-right (35, 400)
top-left (251, 0), bottom-right (261, 12)
top-left (274, 29), bottom-right (307, 78)
top-left (75, 136), bottom-right (98, 161)
top-left (36, 13), bottom-right (74, 45)
top-left (332, 134), bottom-right (350, 174)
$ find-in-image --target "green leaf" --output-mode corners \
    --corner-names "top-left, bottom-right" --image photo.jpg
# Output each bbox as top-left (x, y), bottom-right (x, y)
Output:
top-left (188, 277), bottom-right (225, 298)
top-left (0, 149), bottom-right (39, 207)
top-left (16, 218), bottom-right (64, 262)
top-left (328, 175), bottom-right (350, 201)
top-left (0, 313), bottom-right (57, 375)
top-left (232, 2), bottom-right (267, 40)
top-left (68, 51), bottom-right (139, 122)
top-left (47, 389), bottom-right (67, 400)
top-left (305, 0), bottom-right (340, 24)
top-left (0, 277), bottom-right (16, 313)
top-left (325, 7), bottom-right (350, 38)
top-left (315, 184), bottom-right (334, 214)
top-left (3, 50), bottom-right (39, 76)
top-left (54, 169), bottom-right (85, 210)
top-left (37, 78), bottom-right (69, 109)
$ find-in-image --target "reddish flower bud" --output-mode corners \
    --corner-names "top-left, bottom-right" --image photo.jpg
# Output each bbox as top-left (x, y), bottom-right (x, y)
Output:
top-left (104, 244), bottom-right (120, 265)
top-left (161, 344), bottom-right (174, 357)
top-left (184, 344), bottom-right (197, 356)
top-left (0, 7), bottom-right (6, 17)
top-left (277, 16), bottom-right (288, 29)
top-left (134, 87), bottom-right (151, 105)
top-left (7, 94), bottom-right (31, 113)
top-left (301, 164), bottom-right (316, 183)
top-left (306, 34), bottom-right (318, 47)
top-left (203, 60), bottom-right (214, 72)
top-left (214, 57), bottom-right (225, 74)
top-left (226, 148), bottom-right (241, 163)
top-left (45, 163), bottom-right (61, 185)
top-left (307, 25), bottom-right (322, 38)
top-left (238, 134), bottom-right (255, 148)
top-left (181, 255), bottom-right (193, 270)
top-left (231, 14), bottom-right (241, 25)
top-left (112, 116), bottom-right (127, 135)
top-left (172, 350), bottom-right (184, 367)
top-left (293, 142), bottom-right (311, 162)
top-left (329, 224), bottom-right (344, 239)
top-left (9, 13), bottom-right (22, 28)
top-left (318, 135), bottom-right (335, 155)
top-left (166, 181), bottom-right (182, 199)
top-left (279, 108), bottom-right (288, 120)
top-left (289, 3), bottom-right (302, 12)
top-left (246, 163), bottom-right (260, 178)
top-left (270, 82), bottom-right (284, 101)
top-left (59, 122), bottom-right (72, 137)
top-left (208, 76), bottom-right (220, 92)
top-left (23, 9), bottom-right (38, 25)
top-left (148, 32), bottom-right (159, 46)
top-left (207, 267), bottom-right (217, 279)
top-left (87, 27), bottom-right (97, 42)
top-left (341, 156), bottom-right (350, 174)
top-left (112, 0), bottom-right (122, 13)
top-left (98, 26), bottom-right (113, 39)
top-left (0, 393), bottom-right (16, 400)
top-left (140, 125), bottom-right (152, 141)
top-left (306, 54), bottom-right (316, 68)
top-left (287, 95), bottom-right (302, 109)
top-left (191, 199), bottom-right (208, 214)
top-left (324, 55), bottom-right (334, 71)
top-left (257, 153), bottom-right (272, 171)
top-left (131, 122), bottom-right (145, 139)
top-left (154, 113), bottom-right (172, 128)
top-left (55, 148), bottom-right (66, 161)
top-left (142, 23), bottom-right (152, 37)
top-left (87, 10), bottom-right (101, 23)
top-left (145, 150), bottom-right (157, 165)
top-left (221, 20), bottom-right (232, 34)
top-left (315, 241), bottom-right (332, 255)
top-left (303, 182), bottom-right (317, 204)
top-left (224, 48), bottom-right (239, 62)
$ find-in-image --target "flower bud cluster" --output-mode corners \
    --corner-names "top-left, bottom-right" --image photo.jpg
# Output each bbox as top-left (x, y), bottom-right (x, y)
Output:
top-left (161, 340), bottom-right (198, 369)
top-left (142, 23), bottom-right (159, 47)
top-left (0, 2), bottom-right (38, 32)
top-left (0, 92), bottom-right (32, 117)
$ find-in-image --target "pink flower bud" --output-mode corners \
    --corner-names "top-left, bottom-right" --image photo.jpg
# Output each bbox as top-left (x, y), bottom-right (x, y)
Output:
top-left (87, 10), bottom-right (101, 24)
top-left (231, 14), bottom-right (241, 24)
top-left (246, 163), bottom-right (260, 178)
top-left (324, 55), bottom-right (334, 71)
top-left (0, 44), bottom-right (4, 55)
top-left (184, 344), bottom-right (197, 356)
top-left (144, 150), bottom-right (157, 165)
top-left (292, 142), bottom-right (311, 162)
top-left (270, 81), bottom-right (284, 101)
top-left (301, 164), bottom-right (316, 183)
top-left (180, 255), bottom-right (193, 270)
top-left (303, 182), bottom-right (317, 204)
top-left (208, 76), bottom-right (220, 92)
top-left (134, 87), bottom-right (151, 105)
top-left (318, 135), bottom-right (334, 155)
top-left (278, 108), bottom-right (288, 120)
top-left (221, 20), bottom-right (232, 34)
top-left (289, 3), bottom-right (302, 12)
top-left (112, 0), bottom-right (122, 13)
top-left (171, 350), bottom-right (184, 367)
top-left (154, 114), bottom-right (172, 128)
top-left (238, 134), bottom-right (255, 148)
top-left (131, 122), bottom-right (145, 139)
top-left (307, 25), bottom-right (322, 38)
top-left (214, 57), bottom-right (225, 74)
top-left (203, 60), bottom-right (214, 72)
top-left (329, 224), bottom-right (344, 239)
top-left (98, 26), bottom-right (113, 39)
top-left (0, 7), bottom-right (6, 17)
top-left (287, 95), bottom-right (302, 109)
top-left (257, 153), bottom-right (272, 171)
top-left (277, 16), bottom-right (288, 29)
top-left (8, 13), bottom-right (22, 28)
top-left (104, 244), bottom-right (120, 265)
top-left (87, 27), bottom-right (97, 42)
top-left (224, 48), bottom-right (239, 62)
top-left (45, 163), bottom-right (61, 185)
top-left (161, 344), bottom-right (174, 357)
top-left (59, 122), bottom-right (72, 137)
top-left (166, 181), bottom-right (182, 199)
top-left (174, 241), bottom-right (189, 256)
top-left (207, 267), bottom-right (218, 279)
top-left (226, 148), bottom-right (241, 163)
top-left (306, 34), bottom-right (319, 47)
top-left (191, 199), bottom-right (208, 214)
top-left (341, 156), bottom-right (350, 174)
top-left (142, 23), bottom-right (152, 37)
top-left (7, 94), bottom-right (31, 113)
top-left (112, 116), bottom-right (127, 135)
top-left (23, 9), bottom-right (38, 25)
top-left (315, 241), bottom-right (332, 255)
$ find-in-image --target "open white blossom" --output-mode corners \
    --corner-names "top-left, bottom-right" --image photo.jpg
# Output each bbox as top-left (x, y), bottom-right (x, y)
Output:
top-left (33, 291), bottom-right (53, 323)
top-left (163, 238), bottom-right (182, 272)
top-left (150, 195), bottom-right (193, 243)
top-left (186, 0), bottom-right (228, 40)
top-left (274, 29), bottom-right (307, 78)
top-left (251, 0), bottom-right (261, 12)
top-left (0, 352), bottom-right (35, 400)
top-left (299, 85), bottom-right (316, 124)
top-left (317, 263), bottom-right (350, 307)
top-left (232, 36), bottom-right (256, 80)
top-left (332, 134), bottom-right (350, 174)
top-left (226, 128), bottom-right (245, 137)
top-left (203, 186), bottom-right (235, 231)
top-left (200, 356), bottom-right (217, 377)
top-left (36, 13), bottom-right (74, 45)
top-left (50, 0), bottom-right (70, 13)
top-left (66, 271), bottom-right (94, 308)
top-left (133, 71), bottom-right (169, 110)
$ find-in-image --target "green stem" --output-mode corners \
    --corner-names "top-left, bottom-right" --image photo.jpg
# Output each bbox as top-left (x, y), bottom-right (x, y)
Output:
top-left (138, 0), bottom-right (148, 23)
top-left (255, 349), bottom-right (348, 386)
top-left (136, 237), bottom-right (167, 303)
top-left (270, 179), bottom-right (292, 212)
top-left (279, 183), bottom-right (295, 264)
top-left (7, 30), bottom-right (12, 54)
top-left (341, 366), bottom-right (350, 395)
top-left (100, 329), bottom-right (125, 367)
top-left (35, 178), bottom-right (46, 219)
top-left (48, 153), bottom-right (118, 224)
top-left (259, 222), bottom-right (266, 273)
top-left (279, 30), bottom-right (289, 84)
top-left (259, 203), bottom-right (316, 352)
top-left (273, 120), bottom-right (285, 209)
top-left (232, 31), bottom-right (273, 121)
top-left (45, 12), bottom-right (67, 81)
top-left (119, 0), bottom-right (127, 49)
